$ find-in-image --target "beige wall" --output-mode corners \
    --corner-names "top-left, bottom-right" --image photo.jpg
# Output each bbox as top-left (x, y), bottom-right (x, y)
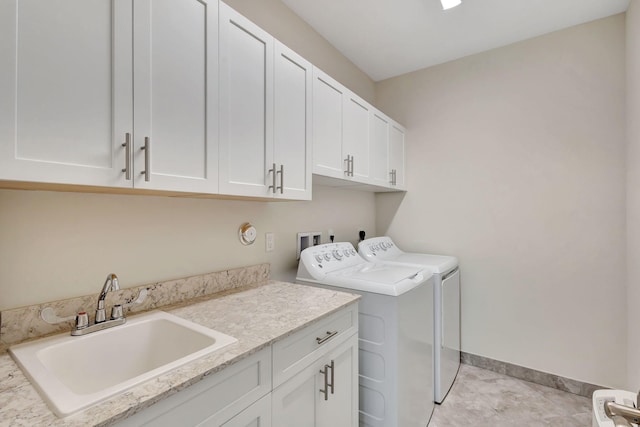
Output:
top-left (627, 2), bottom-right (640, 391)
top-left (0, 185), bottom-right (375, 310)
top-left (0, 0), bottom-right (377, 311)
top-left (375, 15), bottom-right (627, 388)
top-left (224, 0), bottom-right (375, 103)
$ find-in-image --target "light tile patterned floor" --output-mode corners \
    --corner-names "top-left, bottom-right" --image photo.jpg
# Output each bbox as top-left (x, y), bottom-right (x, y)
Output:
top-left (429, 364), bottom-right (593, 426)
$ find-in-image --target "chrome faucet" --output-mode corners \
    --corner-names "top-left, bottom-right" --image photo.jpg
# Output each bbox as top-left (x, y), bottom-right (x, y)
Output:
top-left (71, 273), bottom-right (126, 336)
top-left (96, 273), bottom-right (121, 323)
top-left (605, 399), bottom-right (640, 427)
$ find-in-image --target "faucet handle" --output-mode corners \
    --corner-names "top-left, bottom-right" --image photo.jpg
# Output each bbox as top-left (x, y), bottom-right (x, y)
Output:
top-left (111, 304), bottom-right (124, 320)
top-left (75, 312), bottom-right (89, 330)
top-left (123, 288), bottom-right (148, 309)
top-left (40, 307), bottom-right (75, 325)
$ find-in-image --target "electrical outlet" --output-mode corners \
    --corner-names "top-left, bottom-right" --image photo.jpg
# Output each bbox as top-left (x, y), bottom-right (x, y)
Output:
top-left (312, 232), bottom-right (322, 246)
top-left (265, 232), bottom-right (275, 252)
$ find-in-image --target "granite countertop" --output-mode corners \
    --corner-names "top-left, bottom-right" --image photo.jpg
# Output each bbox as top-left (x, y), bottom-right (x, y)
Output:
top-left (0, 281), bottom-right (360, 427)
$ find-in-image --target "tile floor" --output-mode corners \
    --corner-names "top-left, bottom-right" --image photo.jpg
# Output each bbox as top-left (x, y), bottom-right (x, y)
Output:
top-left (429, 364), bottom-right (593, 426)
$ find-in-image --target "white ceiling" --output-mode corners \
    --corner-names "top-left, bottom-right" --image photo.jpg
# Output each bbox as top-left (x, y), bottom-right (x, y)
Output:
top-left (280, 0), bottom-right (630, 81)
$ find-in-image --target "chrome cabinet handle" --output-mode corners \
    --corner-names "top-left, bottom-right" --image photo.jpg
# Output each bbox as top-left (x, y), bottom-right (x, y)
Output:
top-left (277, 164), bottom-right (284, 194)
top-left (319, 363), bottom-right (329, 400)
top-left (269, 163), bottom-right (277, 194)
top-left (344, 155), bottom-right (354, 177)
top-left (122, 133), bottom-right (131, 180)
top-left (390, 169), bottom-right (397, 185)
top-left (140, 137), bottom-right (150, 182)
top-left (344, 155), bottom-right (350, 175)
top-left (316, 330), bottom-right (338, 345)
top-left (319, 360), bottom-right (335, 401)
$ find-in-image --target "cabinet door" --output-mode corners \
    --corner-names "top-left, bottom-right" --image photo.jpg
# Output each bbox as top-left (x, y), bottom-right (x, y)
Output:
top-left (317, 334), bottom-right (359, 427)
top-left (389, 121), bottom-right (406, 189)
top-left (271, 367), bottom-right (316, 427)
top-left (218, 394), bottom-right (271, 427)
top-left (0, 0), bottom-right (132, 187)
top-left (342, 92), bottom-right (371, 183)
top-left (273, 42), bottom-right (312, 200)
top-left (312, 68), bottom-right (346, 179)
top-left (219, 3), bottom-right (274, 197)
top-left (369, 110), bottom-right (391, 188)
top-left (133, 0), bottom-right (218, 193)
top-left (272, 334), bottom-right (358, 427)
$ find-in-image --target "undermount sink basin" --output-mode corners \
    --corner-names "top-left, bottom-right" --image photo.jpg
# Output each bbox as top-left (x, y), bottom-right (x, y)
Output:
top-left (9, 311), bottom-right (237, 417)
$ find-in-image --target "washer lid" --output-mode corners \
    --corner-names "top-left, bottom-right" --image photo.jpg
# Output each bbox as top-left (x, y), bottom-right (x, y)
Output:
top-left (299, 266), bottom-right (432, 296)
top-left (390, 254), bottom-right (458, 274)
top-left (337, 264), bottom-right (424, 284)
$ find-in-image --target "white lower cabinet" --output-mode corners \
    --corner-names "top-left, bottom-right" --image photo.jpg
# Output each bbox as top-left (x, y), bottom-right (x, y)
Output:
top-left (219, 394), bottom-right (271, 427)
top-left (272, 334), bottom-right (358, 427)
top-left (272, 303), bottom-right (359, 427)
top-left (114, 347), bottom-right (271, 427)
top-left (115, 304), bottom-right (358, 427)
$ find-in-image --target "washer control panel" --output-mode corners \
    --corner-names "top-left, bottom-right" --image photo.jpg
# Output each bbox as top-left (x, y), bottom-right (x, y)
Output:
top-left (300, 242), bottom-right (361, 274)
top-left (358, 236), bottom-right (401, 261)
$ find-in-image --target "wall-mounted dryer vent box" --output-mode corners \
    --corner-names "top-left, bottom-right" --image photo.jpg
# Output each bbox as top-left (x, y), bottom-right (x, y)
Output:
top-left (297, 232), bottom-right (322, 259)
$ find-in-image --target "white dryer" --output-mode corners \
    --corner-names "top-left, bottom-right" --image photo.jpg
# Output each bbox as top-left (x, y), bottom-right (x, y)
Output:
top-left (358, 236), bottom-right (460, 404)
top-left (297, 242), bottom-right (434, 427)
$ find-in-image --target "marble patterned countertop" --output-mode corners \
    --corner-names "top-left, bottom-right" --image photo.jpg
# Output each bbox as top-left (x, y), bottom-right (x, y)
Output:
top-left (0, 281), bottom-right (359, 427)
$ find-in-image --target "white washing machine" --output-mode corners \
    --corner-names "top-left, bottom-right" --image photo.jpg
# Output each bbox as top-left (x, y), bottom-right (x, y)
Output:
top-left (296, 242), bottom-right (435, 427)
top-left (358, 236), bottom-right (460, 404)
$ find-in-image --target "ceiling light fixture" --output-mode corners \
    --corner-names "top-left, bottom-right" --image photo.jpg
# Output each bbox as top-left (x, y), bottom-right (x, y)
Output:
top-left (440, 0), bottom-right (461, 10)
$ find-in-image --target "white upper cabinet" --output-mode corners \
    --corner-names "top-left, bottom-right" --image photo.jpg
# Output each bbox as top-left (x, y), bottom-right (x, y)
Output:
top-left (0, 0), bottom-right (218, 193)
top-left (312, 66), bottom-right (405, 191)
top-left (0, 0), bottom-right (403, 197)
top-left (0, 0), bottom-right (132, 187)
top-left (218, 2), bottom-right (274, 198)
top-left (273, 42), bottom-right (312, 200)
top-left (342, 91), bottom-right (371, 183)
top-left (219, 3), bottom-right (311, 200)
top-left (312, 68), bottom-right (346, 179)
top-left (133, 0), bottom-right (218, 193)
top-left (389, 121), bottom-right (406, 190)
top-left (369, 110), bottom-right (391, 188)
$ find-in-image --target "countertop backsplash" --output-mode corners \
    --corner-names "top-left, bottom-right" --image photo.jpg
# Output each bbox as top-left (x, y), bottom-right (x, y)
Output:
top-left (0, 263), bottom-right (270, 351)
